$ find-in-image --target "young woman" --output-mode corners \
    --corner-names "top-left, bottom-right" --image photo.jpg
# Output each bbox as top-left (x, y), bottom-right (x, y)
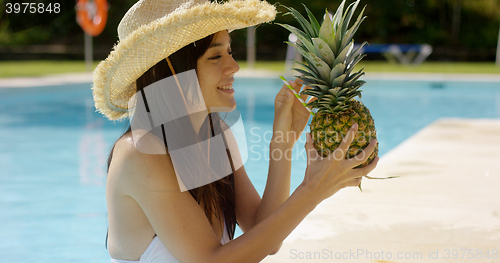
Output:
top-left (92, 0), bottom-right (378, 262)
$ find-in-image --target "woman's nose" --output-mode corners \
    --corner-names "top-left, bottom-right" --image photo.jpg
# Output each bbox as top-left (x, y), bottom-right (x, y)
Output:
top-left (224, 55), bottom-right (240, 75)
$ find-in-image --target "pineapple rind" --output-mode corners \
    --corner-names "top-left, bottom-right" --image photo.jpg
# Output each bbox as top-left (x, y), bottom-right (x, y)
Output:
top-left (280, 0), bottom-right (378, 165)
top-left (310, 100), bottom-right (377, 168)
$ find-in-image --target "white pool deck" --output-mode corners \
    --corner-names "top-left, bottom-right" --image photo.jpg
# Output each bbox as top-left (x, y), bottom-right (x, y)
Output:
top-left (2, 71), bottom-right (500, 262)
top-left (263, 118), bottom-right (500, 263)
top-left (1, 70), bottom-right (500, 88)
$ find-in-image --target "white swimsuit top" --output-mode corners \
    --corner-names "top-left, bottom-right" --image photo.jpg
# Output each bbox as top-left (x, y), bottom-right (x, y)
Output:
top-left (110, 225), bottom-right (230, 263)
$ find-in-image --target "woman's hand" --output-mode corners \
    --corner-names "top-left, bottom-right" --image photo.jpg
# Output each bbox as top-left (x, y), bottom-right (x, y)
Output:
top-left (272, 78), bottom-right (314, 148)
top-left (301, 124), bottom-right (379, 205)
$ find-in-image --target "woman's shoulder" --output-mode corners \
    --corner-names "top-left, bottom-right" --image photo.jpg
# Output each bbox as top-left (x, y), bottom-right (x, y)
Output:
top-left (109, 130), bottom-right (180, 193)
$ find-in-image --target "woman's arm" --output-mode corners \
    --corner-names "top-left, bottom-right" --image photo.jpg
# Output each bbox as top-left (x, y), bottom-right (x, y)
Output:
top-left (123, 125), bottom-right (377, 263)
top-left (249, 79), bottom-right (312, 252)
top-left (227, 81), bottom-right (299, 235)
top-left (255, 141), bottom-right (293, 220)
top-left (230, 142), bottom-right (293, 255)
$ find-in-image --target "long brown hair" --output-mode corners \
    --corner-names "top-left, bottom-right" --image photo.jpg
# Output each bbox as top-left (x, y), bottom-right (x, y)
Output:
top-left (106, 33), bottom-right (237, 245)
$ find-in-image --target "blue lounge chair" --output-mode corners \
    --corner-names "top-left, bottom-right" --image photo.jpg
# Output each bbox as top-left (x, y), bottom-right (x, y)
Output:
top-left (356, 43), bottom-right (433, 64)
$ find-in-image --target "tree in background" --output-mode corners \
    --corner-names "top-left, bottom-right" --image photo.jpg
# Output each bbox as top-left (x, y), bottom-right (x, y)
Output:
top-left (261, 0), bottom-right (500, 61)
top-left (0, 0), bottom-right (499, 61)
top-left (0, 0), bottom-right (136, 58)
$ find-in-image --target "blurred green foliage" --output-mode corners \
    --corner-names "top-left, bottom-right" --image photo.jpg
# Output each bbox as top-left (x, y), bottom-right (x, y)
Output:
top-left (0, 0), bottom-right (136, 46)
top-left (263, 0), bottom-right (500, 60)
top-left (0, 60), bottom-right (499, 78)
top-left (0, 0), bottom-right (499, 60)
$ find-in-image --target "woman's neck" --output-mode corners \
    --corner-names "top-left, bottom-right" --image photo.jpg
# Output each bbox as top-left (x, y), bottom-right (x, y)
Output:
top-left (190, 110), bottom-right (212, 137)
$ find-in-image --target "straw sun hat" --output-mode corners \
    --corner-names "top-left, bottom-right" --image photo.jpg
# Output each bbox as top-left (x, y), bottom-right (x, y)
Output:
top-left (92, 0), bottom-right (276, 121)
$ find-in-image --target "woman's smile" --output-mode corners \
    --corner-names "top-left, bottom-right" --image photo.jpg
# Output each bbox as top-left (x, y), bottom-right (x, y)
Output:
top-left (217, 83), bottom-right (234, 93)
top-left (197, 30), bottom-right (239, 112)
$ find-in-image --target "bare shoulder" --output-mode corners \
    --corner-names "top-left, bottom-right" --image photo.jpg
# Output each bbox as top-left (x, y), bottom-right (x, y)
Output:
top-left (108, 130), bottom-right (180, 196)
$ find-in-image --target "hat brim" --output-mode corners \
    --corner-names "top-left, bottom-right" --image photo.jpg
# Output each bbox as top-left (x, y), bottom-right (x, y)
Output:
top-left (93, 0), bottom-right (276, 121)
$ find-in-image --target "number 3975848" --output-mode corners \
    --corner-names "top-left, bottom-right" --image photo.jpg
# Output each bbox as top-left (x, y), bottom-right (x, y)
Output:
top-left (5, 2), bottom-right (60, 14)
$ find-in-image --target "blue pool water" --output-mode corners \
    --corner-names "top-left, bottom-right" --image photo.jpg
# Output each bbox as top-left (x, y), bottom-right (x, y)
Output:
top-left (0, 78), bottom-right (499, 262)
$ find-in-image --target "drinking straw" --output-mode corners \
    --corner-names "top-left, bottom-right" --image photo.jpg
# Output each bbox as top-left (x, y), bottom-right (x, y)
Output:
top-left (279, 76), bottom-right (314, 117)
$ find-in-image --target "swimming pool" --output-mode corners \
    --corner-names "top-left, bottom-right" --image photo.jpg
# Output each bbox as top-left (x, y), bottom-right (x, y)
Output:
top-left (1, 77), bottom-right (499, 262)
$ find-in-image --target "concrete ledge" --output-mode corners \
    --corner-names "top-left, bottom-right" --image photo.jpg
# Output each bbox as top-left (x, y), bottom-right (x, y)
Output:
top-left (1, 71), bottom-right (499, 88)
top-left (364, 72), bottom-right (500, 82)
top-left (263, 118), bottom-right (500, 263)
top-left (0, 72), bottom-right (93, 88)
top-left (237, 70), bottom-right (500, 82)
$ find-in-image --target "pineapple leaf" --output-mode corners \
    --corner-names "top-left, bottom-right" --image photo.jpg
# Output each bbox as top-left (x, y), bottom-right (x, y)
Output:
top-left (350, 81), bottom-right (365, 91)
top-left (301, 90), bottom-right (322, 98)
top-left (312, 38), bottom-right (335, 66)
top-left (357, 91), bottom-right (362, 99)
top-left (300, 79), bottom-right (321, 87)
top-left (333, 25), bottom-right (343, 57)
top-left (341, 0), bottom-right (360, 38)
top-left (331, 74), bottom-right (347, 88)
top-left (332, 0), bottom-right (346, 55)
top-left (333, 41), bottom-right (354, 65)
top-left (347, 41), bottom-right (367, 67)
top-left (347, 54), bottom-right (366, 76)
top-left (286, 41), bottom-right (319, 68)
top-left (302, 4), bottom-right (320, 36)
top-left (318, 10), bottom-right (335, 52)
top-left (281, 5), bottom-right (317, 38)
top-left (306, 100), bottom-right (322, 108)
top-left (280, 1), bottom-right (370, 108)
top-left (292, 67), bottom-right (320, 80)
top-left (277, 23), bottom-right (317, 56)
top-left (346, 92), bottom-right (360, 101)
top-left (337, 87), bottom-right (350, 97)
top-left (318, 101), bottom-right (333, 106)
top-left (344, 72), bottom-right (365, 88)
top-left (354, 80), bottom-right (366, 87)
top-left (293, 49), bottom-right (331, 83)
top-left (329, 63), bottom-right (346, 82)
top-left (324, 94), bottom-right (337, 101)
top-left (308, 84), bottom-right (330, 92)
top-left (341, 6), bottom-right (366, 48)
top-left (301, 75), bottom-right (329, 85)
top-left (294, 60), bottom-right (321, 79)
top-left (332, 0), bottom-right (346, 32)
top-left (328, 87), bottom-right (341, 96)
top-left (345, 68), bottom-right (365, 86)
top-left (301, 88), bottom-right (320, 95)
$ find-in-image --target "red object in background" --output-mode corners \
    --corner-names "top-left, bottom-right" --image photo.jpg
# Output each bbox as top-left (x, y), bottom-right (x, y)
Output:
top-left (76, 0), bottom-right (108, 36)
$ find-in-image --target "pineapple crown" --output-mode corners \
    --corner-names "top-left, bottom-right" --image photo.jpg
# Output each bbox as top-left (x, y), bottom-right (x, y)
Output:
top-left (278, 0), bottom-right (368, 114)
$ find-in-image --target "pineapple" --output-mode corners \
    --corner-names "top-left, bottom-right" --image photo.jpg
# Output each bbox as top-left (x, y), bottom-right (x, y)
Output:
top-left (278, 0), bottom-right (378, 168)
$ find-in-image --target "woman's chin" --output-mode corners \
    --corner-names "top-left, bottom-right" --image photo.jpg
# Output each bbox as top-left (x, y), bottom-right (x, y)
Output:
top-left (208, 104), bottom-right (236, 113)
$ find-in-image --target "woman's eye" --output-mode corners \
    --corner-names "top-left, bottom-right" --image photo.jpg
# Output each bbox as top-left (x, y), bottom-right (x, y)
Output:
top-left (208, 51), bottom-right (233, 60)
top-left (209, 55), bottom-right (222, 60)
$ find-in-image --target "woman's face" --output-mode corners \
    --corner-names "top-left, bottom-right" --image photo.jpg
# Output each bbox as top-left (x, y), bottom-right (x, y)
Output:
top-left (196, 30), bottom-right (240, 112)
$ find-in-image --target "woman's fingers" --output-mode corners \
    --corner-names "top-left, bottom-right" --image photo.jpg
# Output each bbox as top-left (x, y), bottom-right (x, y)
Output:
top-left (330, 124), bottom-right (358, 161)
top-left (276, 82), bottom-right (292, 103)
top-left (292, 78), bottom-right (303, 94)
top-left (305, 133), bottom-right (321, 164)
top-left (296, 79), bottom-right (318, 106)
top-left (274, 84), bottom-right (294, 120)
top-left (294, 78), bottom-right (310, 103)
top-left (345, 177), bottom-right (363, 188)
top-left (346, 139), bottom-right (377, 168)
top-left (349, 156), bottom-right (379, 179)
